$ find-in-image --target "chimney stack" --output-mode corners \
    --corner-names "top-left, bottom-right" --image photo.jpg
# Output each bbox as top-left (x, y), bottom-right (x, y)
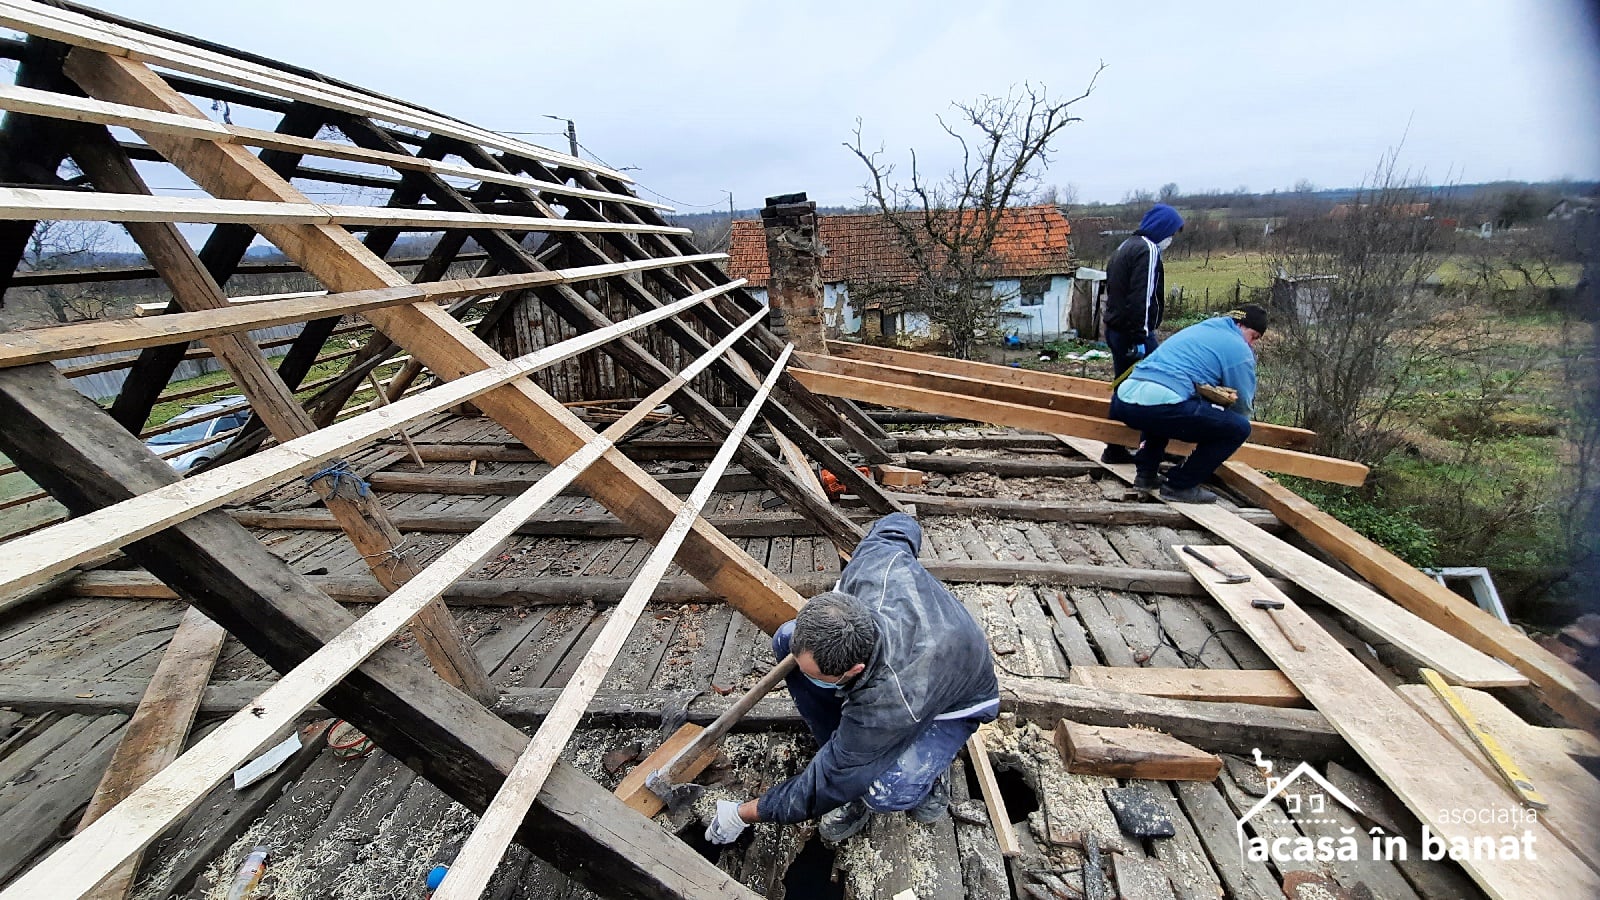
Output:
top-left (760, 192), bottom-right (828, 355)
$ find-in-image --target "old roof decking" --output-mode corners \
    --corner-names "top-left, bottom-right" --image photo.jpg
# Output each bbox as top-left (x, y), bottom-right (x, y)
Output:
top-left (727, 204), bottom-right (1075, 289)
top-left (0, 417), bottom-right (1496, 900)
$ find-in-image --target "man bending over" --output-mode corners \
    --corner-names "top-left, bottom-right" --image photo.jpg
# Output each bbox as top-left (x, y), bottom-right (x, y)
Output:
top-left (705, 513), bottom-right (1000, 844)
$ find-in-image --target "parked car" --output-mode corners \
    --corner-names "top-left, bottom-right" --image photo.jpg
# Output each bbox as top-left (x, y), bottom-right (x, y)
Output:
top-left (144, 397), bottom-right (249, 474)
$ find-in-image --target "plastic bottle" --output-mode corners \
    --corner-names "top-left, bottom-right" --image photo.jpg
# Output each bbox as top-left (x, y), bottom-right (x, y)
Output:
top-left (225, 847), bottom-right (269, 900)
top-left (426, 865), bottom-right (450, 897)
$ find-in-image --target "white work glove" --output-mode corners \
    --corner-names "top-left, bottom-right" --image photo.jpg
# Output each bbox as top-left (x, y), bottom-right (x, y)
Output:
top-left (705, 799), bottom-right (749, 845)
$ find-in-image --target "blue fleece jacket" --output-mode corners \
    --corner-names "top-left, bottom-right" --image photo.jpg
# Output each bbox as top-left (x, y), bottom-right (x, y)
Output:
top-left (1138, 204), bottom-right (1184, 243)
top-left (1123, 315), bottom-right (1258, 417)
top-left (756, 514), bottom-right (999, 823)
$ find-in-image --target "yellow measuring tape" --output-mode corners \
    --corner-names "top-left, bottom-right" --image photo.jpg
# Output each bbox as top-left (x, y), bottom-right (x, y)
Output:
top-left (1420, 668), bottom-right (1548, 810)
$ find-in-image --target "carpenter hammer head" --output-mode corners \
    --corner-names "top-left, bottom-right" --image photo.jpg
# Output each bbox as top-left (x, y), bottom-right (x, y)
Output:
top-left (1251, 598), bottom-right (1286, 610)
top-left (644, 769), bottom-right (704, 812)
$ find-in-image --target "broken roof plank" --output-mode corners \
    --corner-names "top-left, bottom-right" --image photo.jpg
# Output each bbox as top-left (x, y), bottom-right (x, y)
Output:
top-left (789, 368), bottom-right (1367, 486)
top-left (1177, 545), bottom-right (1600, 900)
top-left (1060, 435), bottom-right (1525, 689)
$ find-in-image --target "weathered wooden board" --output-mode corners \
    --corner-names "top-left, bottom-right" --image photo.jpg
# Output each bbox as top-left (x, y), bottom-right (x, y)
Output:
top-left (1054, 720), bottom-right (1222, 781)
top-left (1069, 665), bottom-right (1306, 708)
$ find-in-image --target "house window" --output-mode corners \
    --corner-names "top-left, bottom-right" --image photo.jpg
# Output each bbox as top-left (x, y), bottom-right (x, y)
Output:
top-left (1019, 275), bottom-right (1050, 307)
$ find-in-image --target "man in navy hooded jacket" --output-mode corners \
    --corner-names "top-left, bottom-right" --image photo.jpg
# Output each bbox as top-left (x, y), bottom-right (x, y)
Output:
top-left (704, 513), bottom-right (1000, 845)
top-left (1101, 203), bottom-right (1185, 462)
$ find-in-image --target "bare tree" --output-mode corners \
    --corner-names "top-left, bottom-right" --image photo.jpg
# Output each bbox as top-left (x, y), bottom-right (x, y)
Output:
top-left (1158, 182), bottom-right (1180, 204)
top-left (22, 220), bottom-right (112, 323)
top-left (1262, 151), bottom-right (1464, 462)
top-left (846, 75), bottom-right (1102, 358)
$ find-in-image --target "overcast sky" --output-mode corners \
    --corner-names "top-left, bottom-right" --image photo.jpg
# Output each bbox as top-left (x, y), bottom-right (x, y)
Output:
top-left (79, 0), bottom-right (1600, 211)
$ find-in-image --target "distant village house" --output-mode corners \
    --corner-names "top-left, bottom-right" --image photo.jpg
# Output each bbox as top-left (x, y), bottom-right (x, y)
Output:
top-left (727, 205), bottom-right (1079, 342)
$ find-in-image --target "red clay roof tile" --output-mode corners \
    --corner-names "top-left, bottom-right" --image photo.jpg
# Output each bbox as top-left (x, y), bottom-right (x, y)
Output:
top-left (726, 205), bottom-right (1073, 288)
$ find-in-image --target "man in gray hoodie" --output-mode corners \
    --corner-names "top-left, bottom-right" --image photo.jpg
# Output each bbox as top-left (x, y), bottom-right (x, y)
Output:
top-left (705, 513), bottom-right (1000, 844)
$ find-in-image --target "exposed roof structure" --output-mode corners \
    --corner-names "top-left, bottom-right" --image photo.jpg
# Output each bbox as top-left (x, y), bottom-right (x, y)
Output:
top-left (0, 4), bottom-right (1597, 900)
top-left (727, 204), bottom-right (1075, 288)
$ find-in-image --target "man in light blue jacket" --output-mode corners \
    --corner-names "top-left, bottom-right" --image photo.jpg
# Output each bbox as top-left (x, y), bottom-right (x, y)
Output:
top-left (1108, 304), bottom-right (1267, 504)
top-left (705, 513), bottom-right (999, 845)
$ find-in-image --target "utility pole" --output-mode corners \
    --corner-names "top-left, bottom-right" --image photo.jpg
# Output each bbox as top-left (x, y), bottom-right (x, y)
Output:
top-left (544, 114), bottom-right (579, 158)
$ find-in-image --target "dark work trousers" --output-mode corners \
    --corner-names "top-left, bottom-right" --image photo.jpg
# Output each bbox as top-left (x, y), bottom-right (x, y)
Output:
top-left (772, 621), bottom-right (981, 811)
top-left (1108, 393), bottom-right (1252, 490)
top-left (1104, 328), bottom-right (1159, 380)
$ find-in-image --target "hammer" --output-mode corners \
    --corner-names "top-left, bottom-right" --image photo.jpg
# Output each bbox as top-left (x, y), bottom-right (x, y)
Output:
top-left (1181, 545), bottom-right (1250, 584)
top-left (1251, 598), bottom-right (1306, 652)
top-left (645, 654), bottom-right (798, 811)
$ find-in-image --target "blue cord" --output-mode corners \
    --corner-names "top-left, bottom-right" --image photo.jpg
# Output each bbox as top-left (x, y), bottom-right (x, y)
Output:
top-left (304, 460), bottom-right (370, 499)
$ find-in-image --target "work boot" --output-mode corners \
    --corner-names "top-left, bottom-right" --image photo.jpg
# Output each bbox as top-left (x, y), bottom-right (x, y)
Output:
top-left (819, 799), bottom-right (872, 842)
top-left (1160, 484), bottom-right (1219, 504)
top-left (909, 773), bottom-right (951, 824)
top-left (1132, 472), bottom-right (1161, 493)
top-left (1100, 445), bottom-right (1134, 465)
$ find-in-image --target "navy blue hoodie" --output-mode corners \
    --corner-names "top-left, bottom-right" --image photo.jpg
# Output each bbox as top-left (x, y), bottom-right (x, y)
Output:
top-left (756, 514), bottom-right (1000, 823)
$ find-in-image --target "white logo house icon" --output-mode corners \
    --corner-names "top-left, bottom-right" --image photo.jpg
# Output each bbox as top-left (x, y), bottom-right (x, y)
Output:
top-left (1236, 750), bottom-right (1366, 864)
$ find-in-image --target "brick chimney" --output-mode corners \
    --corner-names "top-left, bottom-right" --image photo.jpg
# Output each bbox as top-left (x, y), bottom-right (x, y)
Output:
top-left (760, 192), bottom-right (828, 355)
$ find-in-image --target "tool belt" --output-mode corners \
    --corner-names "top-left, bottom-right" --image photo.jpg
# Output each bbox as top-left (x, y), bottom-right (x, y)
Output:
top-left (1195, 383), bottom-right (1238, 406)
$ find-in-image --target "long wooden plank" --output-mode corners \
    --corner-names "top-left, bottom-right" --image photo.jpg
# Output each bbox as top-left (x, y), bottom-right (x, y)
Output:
top-left (70, 47), bottom-right (798, 631)
top-left (828, 340), bottom-right (1115, 397)
top-left (0, 0), bottom-right (636, 183)
top-left (0, 186), bottom-right (686, 234)
top-left (432, 346), bottom-right (793, 900)
top-left (1219, 461), bottom-right (1600, 734)
top-left (798, 351), bottom-right (1316, 451)
top-left (0, 83), bottom-right (669, 211)
top-left (74, 607), bottom-right (226, 900)
top-left (999, 675), bottom-right (1344, 760)
top-left (1176, 545), bottom-right (1600, 900)
top-left (791, 368), bottom-right (1368, 486)
top-left (0, 290), bottom-right (721, 597)
top-left (1068, 665), bottom-right (1306, 708)
top-left (0, 253), bottom-right (726, 367)
top-left (966, 728), bottom-right (1022, 857)
top-left (0, 390), bottom-right (646, 899)
top-left (1059, 435), bottom-right (1525, 688)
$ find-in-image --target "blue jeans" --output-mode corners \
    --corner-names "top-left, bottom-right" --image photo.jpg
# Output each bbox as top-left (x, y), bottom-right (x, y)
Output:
top-left (773, 622), bottom-right (980, 811)
top-left (1109, 393), bottom-right (1251, 491)
top-left (1105, 328), bottom-right (1159, 380)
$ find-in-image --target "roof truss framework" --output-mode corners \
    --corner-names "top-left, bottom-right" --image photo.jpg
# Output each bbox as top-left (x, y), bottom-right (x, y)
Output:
top-left (0, 3), bottom-right (897, 895)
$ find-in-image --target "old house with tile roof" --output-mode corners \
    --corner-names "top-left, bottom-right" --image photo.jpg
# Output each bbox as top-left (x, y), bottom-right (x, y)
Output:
top-left (728, 205), bottom-right (1078, 342)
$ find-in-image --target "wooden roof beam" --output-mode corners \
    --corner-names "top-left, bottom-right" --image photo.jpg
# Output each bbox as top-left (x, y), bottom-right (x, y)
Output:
top-left (792, 367), bottom-right (1370, 486)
